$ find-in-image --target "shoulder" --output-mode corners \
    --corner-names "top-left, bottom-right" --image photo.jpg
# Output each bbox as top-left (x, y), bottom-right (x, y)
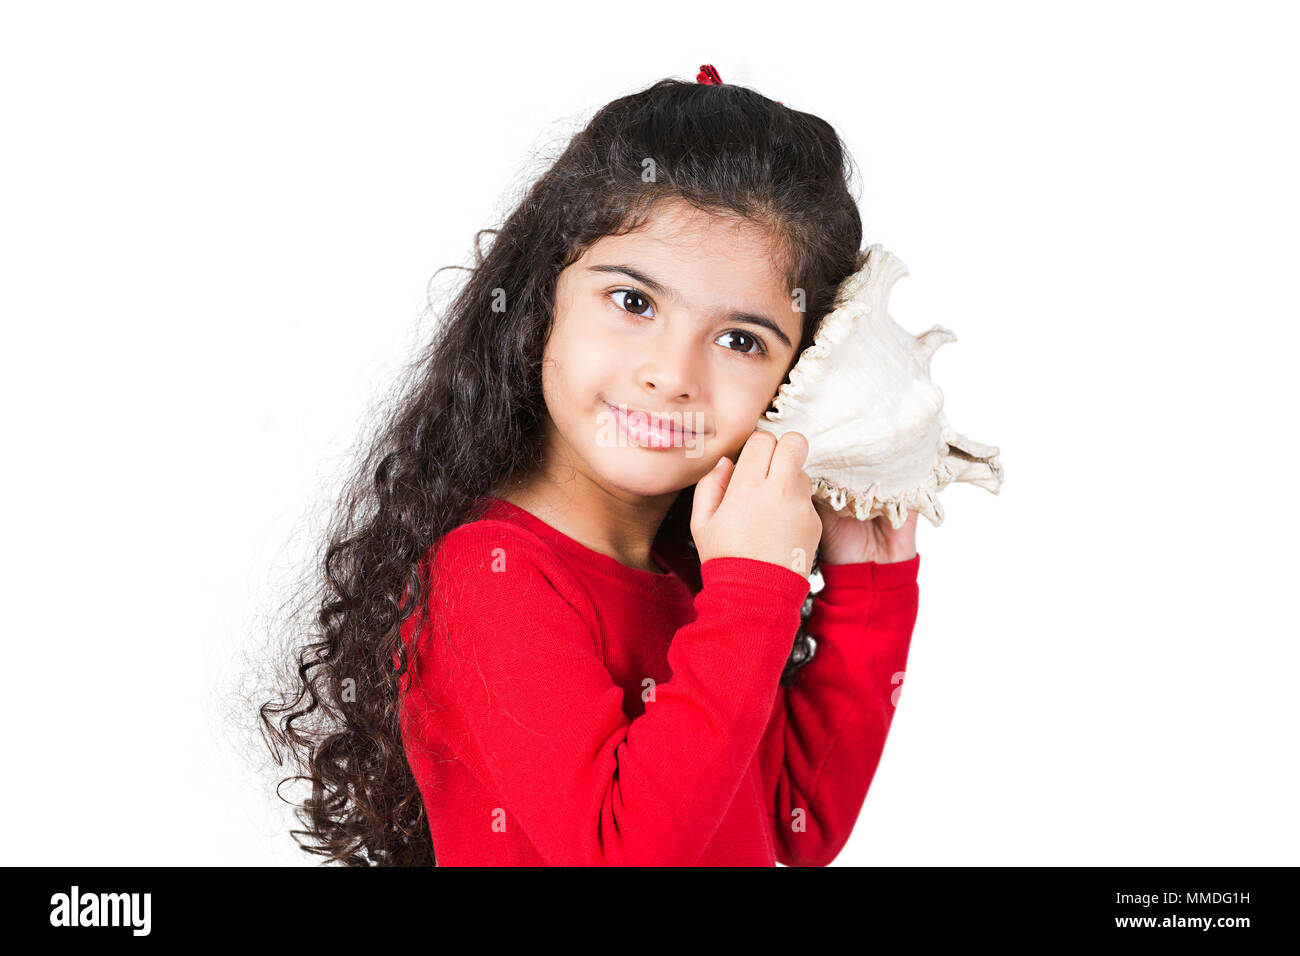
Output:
top-left (431, 517), bottom-right (569, 577)
top-left (426, 517), bottom-right (596, 619)
top-left (430, 517), bottom-right (542, 572)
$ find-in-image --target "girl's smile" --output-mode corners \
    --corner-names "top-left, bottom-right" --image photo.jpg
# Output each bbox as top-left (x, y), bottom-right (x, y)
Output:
top-left (601, 399), bottom-right (704, 450)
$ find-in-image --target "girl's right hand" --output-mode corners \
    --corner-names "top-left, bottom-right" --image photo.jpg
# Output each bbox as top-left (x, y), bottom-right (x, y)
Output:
top-left (690, 430), bottom-right (823, 574)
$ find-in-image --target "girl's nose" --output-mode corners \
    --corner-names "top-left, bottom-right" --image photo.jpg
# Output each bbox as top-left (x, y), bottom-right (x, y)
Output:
top-left (638, 328), bottom-right (702, 399)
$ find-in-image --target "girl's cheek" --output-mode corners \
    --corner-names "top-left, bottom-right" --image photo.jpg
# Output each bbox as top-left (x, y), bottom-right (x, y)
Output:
top-left (561, 315), bottom-right (616, 359)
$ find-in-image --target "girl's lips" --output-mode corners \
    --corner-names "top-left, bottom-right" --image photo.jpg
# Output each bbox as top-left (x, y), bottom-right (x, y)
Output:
top-left (604, 401), bottom-right (699, 448)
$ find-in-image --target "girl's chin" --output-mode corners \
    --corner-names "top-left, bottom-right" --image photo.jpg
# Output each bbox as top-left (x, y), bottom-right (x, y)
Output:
top-left (590, 455), bottom-right (692, 495)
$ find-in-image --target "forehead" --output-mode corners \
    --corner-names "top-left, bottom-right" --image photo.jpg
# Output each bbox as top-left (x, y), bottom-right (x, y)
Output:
top-left (576, 202), bottom-right (792, 304)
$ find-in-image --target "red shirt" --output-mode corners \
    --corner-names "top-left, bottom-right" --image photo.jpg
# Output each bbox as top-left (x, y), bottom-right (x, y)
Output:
top-left (398, 495), bottom-right (920, 866)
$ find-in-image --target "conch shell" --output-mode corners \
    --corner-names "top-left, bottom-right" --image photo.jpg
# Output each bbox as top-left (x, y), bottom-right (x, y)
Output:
top-left (754, 244), bottom-right (1003, 529)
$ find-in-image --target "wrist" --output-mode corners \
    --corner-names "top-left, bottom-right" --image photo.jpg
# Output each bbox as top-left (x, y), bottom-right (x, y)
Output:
top-left (818, 552), bottom-right (921, 591)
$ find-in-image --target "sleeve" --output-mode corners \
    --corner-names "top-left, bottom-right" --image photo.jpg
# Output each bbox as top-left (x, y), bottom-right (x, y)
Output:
top-left (406, 522), bottom-right (813, 866)
top-left (757, 552), bottom-right (920, 867)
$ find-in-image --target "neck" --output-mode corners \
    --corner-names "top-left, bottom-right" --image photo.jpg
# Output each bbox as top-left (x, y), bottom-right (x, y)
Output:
top-left (490, 424), bottom-right (683, 574)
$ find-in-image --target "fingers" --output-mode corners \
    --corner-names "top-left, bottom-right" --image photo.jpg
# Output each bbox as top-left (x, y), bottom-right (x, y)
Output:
top-left (769, 431), bottom-right (809, 480)
top-left (732, 429), bottom-right (810, 484)
top-left (731, 429), bottom-right (779, 483)
top-left (690, 455), bottom-right (734, 533)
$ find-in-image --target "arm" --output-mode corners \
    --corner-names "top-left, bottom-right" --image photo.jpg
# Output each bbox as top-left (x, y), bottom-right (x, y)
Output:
top-left (758, 553), bottom-right (920, 866)
top-left (401, 521), bottom-right (812, 866)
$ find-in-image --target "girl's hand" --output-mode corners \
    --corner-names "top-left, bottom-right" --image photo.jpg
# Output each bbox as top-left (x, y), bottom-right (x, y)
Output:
top-left (811, 497), bottom-right (918, 566)
top-left (692, 431), bottom-right (823, 573)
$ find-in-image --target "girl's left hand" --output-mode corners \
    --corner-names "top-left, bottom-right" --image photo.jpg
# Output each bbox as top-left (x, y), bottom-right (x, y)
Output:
top-left (812, 497), bottom-right (918, 565)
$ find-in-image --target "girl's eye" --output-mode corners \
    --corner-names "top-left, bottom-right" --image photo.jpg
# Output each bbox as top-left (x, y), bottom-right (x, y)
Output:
top-left (609, 289), bottom-right (654, 318)
top-left (716, 329), bottom-right (766, 356)
top-left (608, 288), bottom-right (767, 358)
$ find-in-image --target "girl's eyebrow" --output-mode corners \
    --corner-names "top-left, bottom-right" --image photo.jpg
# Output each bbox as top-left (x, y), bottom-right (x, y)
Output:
top-left (587, 263), bottom-right (794, 351)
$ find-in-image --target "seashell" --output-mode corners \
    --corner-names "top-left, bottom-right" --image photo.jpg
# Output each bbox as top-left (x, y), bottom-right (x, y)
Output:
top-left (754, 243), bottom-right (1003, 529)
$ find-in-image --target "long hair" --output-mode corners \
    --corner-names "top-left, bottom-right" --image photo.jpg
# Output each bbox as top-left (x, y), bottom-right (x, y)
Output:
top-left (257, 76), bottom-right (864, 865)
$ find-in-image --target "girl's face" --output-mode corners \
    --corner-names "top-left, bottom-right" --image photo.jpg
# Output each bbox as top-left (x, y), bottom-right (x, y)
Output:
top-left (538, 200), bottom-right (804, 500)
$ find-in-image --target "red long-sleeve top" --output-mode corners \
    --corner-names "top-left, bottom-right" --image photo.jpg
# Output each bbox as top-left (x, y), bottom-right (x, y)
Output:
top-left (397, 495), bottom-right (920, 866)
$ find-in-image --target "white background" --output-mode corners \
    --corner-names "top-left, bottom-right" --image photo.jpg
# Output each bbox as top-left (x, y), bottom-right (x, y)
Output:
top-left (2, 0), bottom-right (1295, 866)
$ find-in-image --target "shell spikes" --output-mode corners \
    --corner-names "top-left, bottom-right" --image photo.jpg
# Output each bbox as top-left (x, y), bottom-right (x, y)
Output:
top-left (754, 244), bottom-right (1004, 529)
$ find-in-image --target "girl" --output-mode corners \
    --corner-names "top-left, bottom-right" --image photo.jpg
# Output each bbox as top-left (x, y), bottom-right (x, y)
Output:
top-left (260, 67), bottom-right (920, 866)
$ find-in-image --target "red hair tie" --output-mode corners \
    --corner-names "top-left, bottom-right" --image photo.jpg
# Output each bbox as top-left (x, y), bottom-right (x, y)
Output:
top-left (696, 64), bottom-right (723, 85)
top-left (695, 63), bottom-right (782, 105)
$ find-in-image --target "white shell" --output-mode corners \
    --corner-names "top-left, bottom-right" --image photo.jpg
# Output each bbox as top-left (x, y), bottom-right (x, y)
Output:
top-left (754, 244), bottom-right (1003, 529)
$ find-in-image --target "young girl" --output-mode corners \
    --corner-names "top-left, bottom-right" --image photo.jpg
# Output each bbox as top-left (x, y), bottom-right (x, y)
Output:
top-left (260, 67), bottom-right (920, 866)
